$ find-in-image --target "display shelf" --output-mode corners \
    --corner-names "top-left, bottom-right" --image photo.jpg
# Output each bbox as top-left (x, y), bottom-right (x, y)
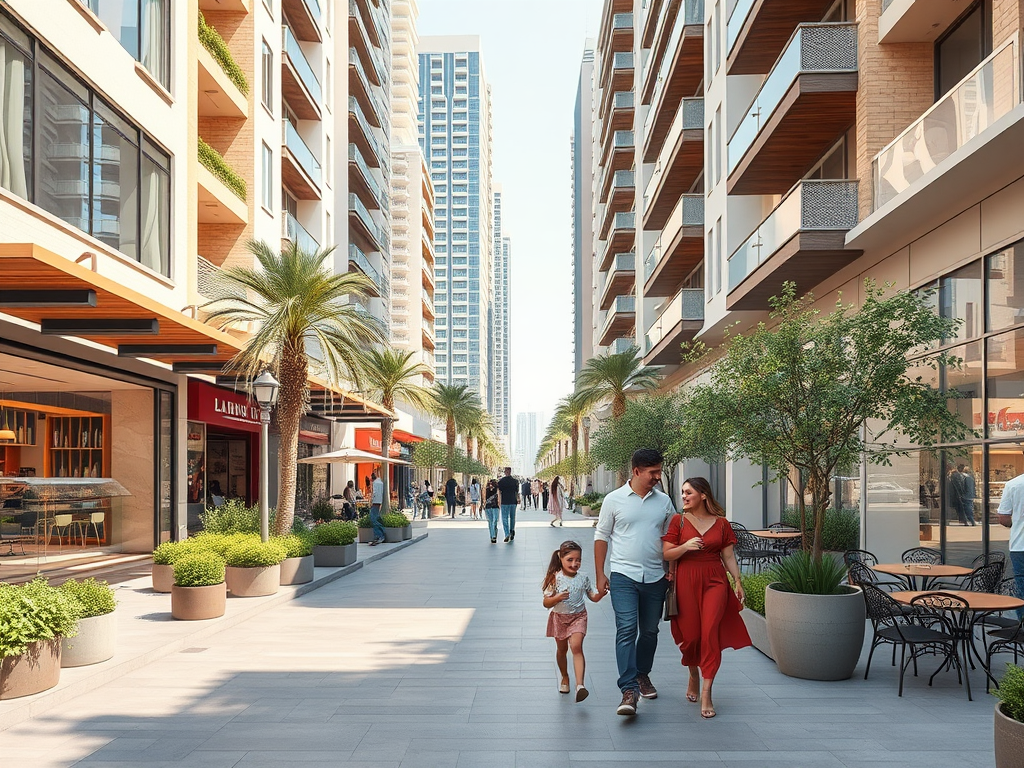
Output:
top-left (47, 415), bottom-right (107, 478)
top-left (0, 407), bottom-right (37, 446)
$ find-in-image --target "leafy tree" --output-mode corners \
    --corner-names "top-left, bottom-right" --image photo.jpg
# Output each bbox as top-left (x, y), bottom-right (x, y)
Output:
top-left (675, 282), bottom-right (972, 560)
top-left (203, 240), bottom-right (384, 534)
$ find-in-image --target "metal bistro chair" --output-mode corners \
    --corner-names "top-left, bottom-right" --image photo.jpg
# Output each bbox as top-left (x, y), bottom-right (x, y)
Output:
top-left (986, 618), bottom-right (1024, 688)
top-left (734, 529), bottom-right (782, 572)
top-left (844, 549), bottom-right (880, 568)
top-left (49, 513), bottom-right (78, 552)
top-left (848, 560), bottom-right (904, 594)
top-left (902, 547), bottom-right (942, 565)
top-left (909, 592), bottom-right (972, 700)
top-left (932, 560), bottom-right (1005, 594)
top-left (979, 577), bottom-right (1023, 635)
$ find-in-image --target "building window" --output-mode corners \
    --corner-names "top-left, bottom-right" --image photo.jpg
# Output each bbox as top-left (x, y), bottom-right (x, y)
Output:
top-left (324, 59), bottom-right (331, 111)
top-left (262, 142), bottom-right (273, 211)
top-left (935, 0), bottom-right (992, 100)
top-left (714, 217), bottom-right (722, 297)
top-left (83, 0), bottom-right (170, 88)
top-left (262, 40), bottom-right (273, 112)
top-left (325, 136), bottom-right (331, 187)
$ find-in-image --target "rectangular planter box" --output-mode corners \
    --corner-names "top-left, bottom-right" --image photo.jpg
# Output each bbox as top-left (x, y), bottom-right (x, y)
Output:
top-left (740, 608), bottom-right (774, 660)
top-left (358, 527), bottom-right (373, 544)
top-left (313, 543), bottom-right (357, 567)
top-left (384, 528), bottom-right (403, 543)
top-left (401, 525), bottom-right (412, 540)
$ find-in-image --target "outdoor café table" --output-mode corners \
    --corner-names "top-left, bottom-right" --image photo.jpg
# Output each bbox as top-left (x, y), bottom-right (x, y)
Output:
top-left (748, 529), bottom-right (802, 540)
top-left (889, 590), bottom-right (1024, 699)
top-left (872, 563), bottom-right (972, 591)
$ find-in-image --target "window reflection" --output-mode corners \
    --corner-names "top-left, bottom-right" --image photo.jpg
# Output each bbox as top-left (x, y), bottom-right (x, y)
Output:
top-left (988, 244), bottom-right (1024, 332)
top-left (0, 18), bottom-right (32, 198)
top-left (945, 341), bottom-right (983, 438)
top-left (940, 262), bottom-right (982, 343)
top-left (943, 446), bottom-right (983, 567)
top-left (988, 329), bottom-right (1024, 437)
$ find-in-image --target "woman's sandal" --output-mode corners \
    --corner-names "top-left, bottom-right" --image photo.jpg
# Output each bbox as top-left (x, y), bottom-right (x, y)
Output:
top-left (686, 677), bottom-right (699, 703)
top-left (700, 698), bottom-right (716, 718)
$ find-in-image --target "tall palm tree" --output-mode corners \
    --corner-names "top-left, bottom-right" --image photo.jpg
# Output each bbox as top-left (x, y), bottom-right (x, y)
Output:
top-left (203, 240), bottom-right (384, 534)
top-left (361, 348), bottom-right (432, 514)
top-left (576, 345), bottom-right (660, 419)
top-left (430, 383), bottom-right (483, 479)
top-left (553, 389), bottom-right (597, 496)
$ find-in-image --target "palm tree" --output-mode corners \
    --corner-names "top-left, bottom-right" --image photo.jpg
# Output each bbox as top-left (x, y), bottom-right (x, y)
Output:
top-left (429, 383), bottom-right (483, 479)
top-left (553, 389), bottom-right (597, 496)
top-left (203, 240), bottom-right (385, 534)
top-left (576, 345), bottom-right (660, 419)
top-left (361, 348), bottom-right (432, 514)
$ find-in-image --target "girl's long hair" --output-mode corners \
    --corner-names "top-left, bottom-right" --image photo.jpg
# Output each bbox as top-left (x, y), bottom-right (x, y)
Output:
top-left (683, 476), bottom-right (726, 517)
top-left (542, 540), bottom-right (583, 591)
top-left (551, 476), bottom-right (561, 493)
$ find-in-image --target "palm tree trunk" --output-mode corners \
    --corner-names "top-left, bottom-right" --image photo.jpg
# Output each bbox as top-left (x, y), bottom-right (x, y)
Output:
top-left (446, 417), bottom-right (456, 479)
top-left (273, 349), bottom-right (307, 535)
top-left (380, 416), bottom-right (394, 515)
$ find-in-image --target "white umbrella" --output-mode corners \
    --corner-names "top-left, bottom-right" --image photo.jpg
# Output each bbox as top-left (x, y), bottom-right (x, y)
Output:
top-left (297, 447), bottom-right (411, 465)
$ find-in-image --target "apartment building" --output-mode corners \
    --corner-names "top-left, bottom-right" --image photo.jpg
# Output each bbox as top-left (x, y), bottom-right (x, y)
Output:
top-left (417, 36), bottom-right (494, 406)
top-left (491, 185), bottom-right (510, 445)
top-left (583, 0), bottom-right (1024, 566)
top-left (572, 42), bottom-right (597, 379)
top-left (514, 411), bottom-right (541, 477)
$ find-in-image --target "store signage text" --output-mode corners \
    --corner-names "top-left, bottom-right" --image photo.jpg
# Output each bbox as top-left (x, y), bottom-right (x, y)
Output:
top-left (214, 397), bottom-right (260, 425)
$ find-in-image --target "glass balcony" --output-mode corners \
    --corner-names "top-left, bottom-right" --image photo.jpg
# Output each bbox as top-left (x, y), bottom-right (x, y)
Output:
top-left (613, 52), bottom-right (634, 70)
top-left (643, 195), bottom-right (704, 283)
top-left (613, 12), bottom-right (633, 30)
top-left (727, 0), bottom-right (756, 55)
top-left (284, 212), bottom-right (320, 253)
top-left (611, 338), bottom-right (636, 355)
top-left (283, 25), bottom-right (322, 105)
top-left (422, 287), bottom-right (435, 315)
top-left (643, 98), bottom-right (704, 210)
top-left (727, 180), bottom-right (859, 293)
top-left (349, 242), bottom-right (388, 297)
top-left (600, 295), bottom-right (637, 345)
top-left (349, 1), bottom-right (386, 86)
top-left (613, 130), bottom-right (635, 149)
top-left (645, 0), bottom-right (704, 117)
top-left (873, 39), bottom-right (1020, 209)
top-left (348, 97), bottom-right (389, 169)
top-left (601, 253), bottom-right (636, 307)
top-left (283, 120), bottom-right (322, 189)
top-left (349, 47), bottom-right (389, 128)
top-left (348, 193), bottom-right (384, 249)
top-left (613, 211), bottom-right (636, 231)
top-left (645, 289), bottom-right (704, 355)
top-left (727, 23), bottom-right (858, 175)
top-left (612, 170), bottom-right (635, 189)
top-left (613, 91), bottom-right (635, 110)
top-left (348, 143), bottom-right (388, 212)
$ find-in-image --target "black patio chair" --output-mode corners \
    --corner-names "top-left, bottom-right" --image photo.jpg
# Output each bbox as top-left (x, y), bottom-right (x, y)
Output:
top-left (908, 592), bottom-right (971, 700)
top-left (767, 522), bottom-right (798, 531)
top-left (986, 619), bottom-right (1024, 688)
top-left (902, 547), bottom-right (942, 565)
top-left (972, 551), bottom-right (1007, 568)
top-left (848, 560), bottom-right (902, 593)
top-left (932, 560), bottom-right (1005, 593)
top-left (979, 577), bottom-right (1023, 634)
top-left (734, 529), bottom-right (781, 572)
top-left (844, 549), bottom-right (880, 568)
top-left (729, 521), bottom-right (747, 533)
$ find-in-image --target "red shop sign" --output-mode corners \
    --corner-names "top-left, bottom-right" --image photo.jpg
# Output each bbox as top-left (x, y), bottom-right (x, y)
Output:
top-left (354, 428), bottom-right (401, 457)
top-left (187, 380), bottom-right (261, 433)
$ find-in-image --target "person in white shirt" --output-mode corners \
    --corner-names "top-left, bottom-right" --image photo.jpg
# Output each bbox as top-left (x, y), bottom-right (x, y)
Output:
top-left (594, 449), bottom-right (676, 717)
top-left (369, 471), bottom-right (385, 546)
top-left (997, 467), bottom-right (1024, 618)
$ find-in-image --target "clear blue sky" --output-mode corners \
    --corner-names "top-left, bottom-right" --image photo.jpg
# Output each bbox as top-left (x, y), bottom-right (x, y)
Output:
top-left (417, 0), bottom-right (604, 438)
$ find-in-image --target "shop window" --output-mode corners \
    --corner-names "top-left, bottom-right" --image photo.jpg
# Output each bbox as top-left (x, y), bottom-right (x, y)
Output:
top-left (944, 341), bottom-right (983, 437)
top-left (986, 328), bottom-right (1024, 437)
top-left (940, 261), bottom-right (982, 343)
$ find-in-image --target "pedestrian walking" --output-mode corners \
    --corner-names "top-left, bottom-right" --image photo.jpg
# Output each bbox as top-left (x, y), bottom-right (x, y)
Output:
top-left (532, 478), bottom-right (541, 510)
top-left (456, 483), bottom-right (467, 515)
top-left (998, 469), bottom-right (1024, 619)
top-left (484, 478), bottom-right (501, 543)
top-left (420, 478), bottom-right (433, 519)
top-left (543, 540), bottom-right (605, 702)
top-left (445, 476), bottom-right (458, 518)
top-left (548, 475), bottom-right (566, 527)
top-left (497, 467), bottom-right (520, 543)
top-left (542, 481), bottom-right (550, 511)
top-left (468, 477), bottom-right (481, 520)
top-left (342, 480), bottom-right (357, 520)
top-left (521, 477), bottom-right (532, 510)
top-left (662, 477), bottom-right (750, 719)
top-left (594, 448), bottom-right (676, 717)
top-left (368, 472), bottom-right (386, 546)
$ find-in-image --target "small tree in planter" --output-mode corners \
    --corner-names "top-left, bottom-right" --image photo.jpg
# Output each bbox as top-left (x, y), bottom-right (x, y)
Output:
top-left (994, 664), bottom-right (1024, 768)
top-left (224, 538), bottom-right (287, 597)
top-left (381, 513), bottom-right (409, 543)
top-left (309, 497), bottom-right (335, 524)
top-left (357, 514), bottom-right (374, 544)
top-left (312, 520), bottom-right (358, 567)
top-left (171, 551), bottom-right (227, 621)
top-left (59, 578), bottom-right (117, 667)
top-left (0, 579), bottom-right (79, 699)
top-left (275, 531), bottom-right (315, 585)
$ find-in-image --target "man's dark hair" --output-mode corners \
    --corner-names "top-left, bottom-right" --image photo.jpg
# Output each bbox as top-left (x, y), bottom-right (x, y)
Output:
top-left (504, 466), bottom-right (512, 474)
top-left (632, 449), bottom-right (664, 470)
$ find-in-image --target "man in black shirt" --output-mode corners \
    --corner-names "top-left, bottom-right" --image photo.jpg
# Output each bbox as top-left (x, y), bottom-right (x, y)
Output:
top-left (497, 467), bottom-right (521, 543)
top-left (520, 477), bottom-right (532, 510)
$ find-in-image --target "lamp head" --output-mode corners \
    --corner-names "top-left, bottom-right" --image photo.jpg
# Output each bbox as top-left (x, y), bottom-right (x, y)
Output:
top-left (252, 371), bottom-right (280, 409)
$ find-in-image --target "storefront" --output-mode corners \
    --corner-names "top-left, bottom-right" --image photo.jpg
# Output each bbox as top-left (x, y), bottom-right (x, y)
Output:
top-left (269, 414), bottom-right (332, 513)
top-left (353, 428), bottom-right (401, 501)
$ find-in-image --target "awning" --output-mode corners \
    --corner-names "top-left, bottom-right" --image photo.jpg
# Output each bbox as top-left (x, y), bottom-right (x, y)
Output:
top-left (297, 447), bottom-right (410, 465)
top-left (393, 429), bottom-right (425, 443)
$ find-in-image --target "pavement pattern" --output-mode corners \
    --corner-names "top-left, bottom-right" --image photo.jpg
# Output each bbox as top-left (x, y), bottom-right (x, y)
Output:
top-left (0, 509), bottom-right (1000, 767)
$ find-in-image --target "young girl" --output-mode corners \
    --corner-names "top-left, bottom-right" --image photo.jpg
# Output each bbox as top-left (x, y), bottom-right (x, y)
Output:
top-left (542, 540), bottom-right (604, 702)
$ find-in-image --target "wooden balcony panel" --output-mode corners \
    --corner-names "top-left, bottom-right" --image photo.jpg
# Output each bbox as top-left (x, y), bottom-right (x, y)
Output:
top-left (642, 27), bottom-right (703, 162)
top-left (727, 75), bottom-right (857, 196)
top-left (608, 182), bottom-right (635, 213)
top-left (599, 312), bottom-right (636, 346)
top-left (643, 228), bottom-right (703, 298)
top-left (602, 230), bottom-right (636, 271)
top-left (283, 0), bottom-right (322, 42)
top-left (600, 101), bottom-right (635, 149)
top-left (641, 0), bottom-right (680, 103)
top-left (728, 0), bottom-right (835, 75)
top-left (642, 130), bottom-right (703, 231)
top-left (282, 151), bottom-right (321, 201)
top-left (642, 0), bottom-right (667, 47)
top-left (600, 270), bottom-right (635, 311)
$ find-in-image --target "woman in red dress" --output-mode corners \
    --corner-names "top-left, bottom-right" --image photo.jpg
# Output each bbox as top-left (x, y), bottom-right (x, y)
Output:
top-left (662, 477), bottom-right (750, 718)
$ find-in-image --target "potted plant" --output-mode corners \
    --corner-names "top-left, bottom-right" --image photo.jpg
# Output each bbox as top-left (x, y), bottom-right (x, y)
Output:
top-left (309, 496), bottom-right (335, 524)
top-left (995, 664), bottom-right (1024, 768)
top-left (357, 514), bottom-right (374, 544)
top-left (59, 578), bottom-right (117, 667)
top-left (224, 538), bottom-right (287, 597)
top-left (381, 513), bottom-right (409, 543)
top-left (430, 496), bottom-right (446, 518)
top-left (275, 532), bottom-right (314, 586)
top-left (312, 520), bottom-right (358, 567)
top-left (171, 551), bottom-right (227, 621)
top-left (152, 540), bottom-right (195, 593)
top-left (0, 578), bottom-right (79, 699)
top-left (736, 571), bottom-right (774, 659)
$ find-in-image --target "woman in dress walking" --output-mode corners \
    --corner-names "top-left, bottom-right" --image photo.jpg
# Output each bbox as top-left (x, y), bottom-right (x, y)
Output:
top-left (548, 476), bottom-right (566, 527)
top-left (661, 477), bottom-right (750, 719)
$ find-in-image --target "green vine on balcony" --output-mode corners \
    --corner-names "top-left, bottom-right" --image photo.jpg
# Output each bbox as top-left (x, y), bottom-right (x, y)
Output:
top-left (198, 138), bottom-right (247, 202)
top-left (198, 13), bottom-right (250, 97)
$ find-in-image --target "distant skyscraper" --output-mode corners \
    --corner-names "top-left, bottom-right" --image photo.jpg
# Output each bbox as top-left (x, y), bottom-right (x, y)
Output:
top-left (572, 43), bottom-right (596, 379)
top-left (417, 36), bottom-right (494, 406)
top-left (492, 185), bottom-right (510, 444)
top-left (514, 412), bottom-right (541, 476)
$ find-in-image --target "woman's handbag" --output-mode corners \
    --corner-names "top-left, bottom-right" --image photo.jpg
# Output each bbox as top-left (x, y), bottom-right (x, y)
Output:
top-left (663, 558), bottom-right (678, 622)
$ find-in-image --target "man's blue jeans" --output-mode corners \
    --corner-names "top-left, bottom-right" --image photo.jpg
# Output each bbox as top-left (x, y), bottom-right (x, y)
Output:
top-left (370, 503), bottom-right (384, 541)
top-left (1012, 551), bottom-right (1024, 619)
top-left (609, 572), bottom-right (668, 694)
top-left (485, 507), bottom-right (499, 539)
top-left (500, 504), bottom-right (517, 537)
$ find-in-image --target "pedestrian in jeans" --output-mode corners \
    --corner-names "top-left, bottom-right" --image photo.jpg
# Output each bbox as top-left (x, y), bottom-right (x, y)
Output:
top-left (998, 464), bottom-right (1024, 618)
top-left (484, 478), bottom-right (501, 543)
top-left (497, 467), bottom-right (521, 543)
top-left (368, 471), bottom-right (386, 546)
top-left (594, 449), bottom-right (676, 716)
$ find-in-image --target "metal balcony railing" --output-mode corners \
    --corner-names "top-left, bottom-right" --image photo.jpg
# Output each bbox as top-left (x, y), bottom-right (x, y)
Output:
top-left (283, 25), bottom-right (322, 104)
top-left (643, 195), bottom-right (704, 281)
top-left (283, 120), bottom-right (322, 188)
top-left (645, 289), bottom-right (704, 352)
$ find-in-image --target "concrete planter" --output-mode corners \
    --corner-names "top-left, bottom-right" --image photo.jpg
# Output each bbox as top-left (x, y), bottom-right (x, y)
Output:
top-left (401, 525), bottom-right (412, 541)
top-left (226, 564), bottom-right (281, 597)
top-left (61, 611), bottom-right (116, 667)
top-left (279, 555), bottom-right (314, 585)
top-left (171, 583), bottom-right (226, 621)
top-left (579, 505), bottom-right (592, 517)
top-left (384, 527), bottom-right (403, 543)
top-left (996, 702), bottom-right (1024, 768)
top-left (358, 527), bottom-right (374, 544)
top-left (765, 583), bottom-right (865, 681)
top-left (152, 564), bottom-right (174, 593)
top-left (740, 608), bottom-right (773, 660)
top-left (313, 543), bottom-right (357, 567)
top-left (430, 504), bottom-right (446, 519)
top-left (0, 639), bottom-right (61, 699)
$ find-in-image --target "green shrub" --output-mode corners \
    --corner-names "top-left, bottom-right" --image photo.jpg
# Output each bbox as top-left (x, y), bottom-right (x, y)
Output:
top-left (781, 507), bottom-right (860, 552)
top-left (381, 513), bottom-right (409, 528)
top-left (274, 534), bottom-right (313, 559)
top-left (310, 497), bottom-right (335, 523)
top-left (197, 13), bottom-right (249, 95)
top-left (0, 578), bottom-right (80, 658)
top-left (740, 571), bottom-right (775, 616)
top-left (173, 551), bottom-right (226, 587)
top-left (575, 492), bottom-right (603, 507)
top-left (198, 138), bottom-right (247, 201)
top-left (995, 664), bottom-right (1024, 722)
top-left (357, 514), bottom-right (373, 529)
top-left (291, 516), bottom-right (309, 534)
top-left (770, 550), bottom-right (847, 596)
top-left (153, 539), bottom-right (197, 566)
top-left (190, 532), bottom-right (258, 557)
top-left (224, 539), bottom-right (287, 568)
top-left (200, 499), bottom-right (261, 534)
top-left (59, 578), bottom-right (116, 619)
top-left (312, 520), bottom-right (357, 546)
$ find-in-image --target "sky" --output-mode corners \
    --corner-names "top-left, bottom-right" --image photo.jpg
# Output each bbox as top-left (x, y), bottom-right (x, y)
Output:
top-left (417, 0), bottom-right (604, 443)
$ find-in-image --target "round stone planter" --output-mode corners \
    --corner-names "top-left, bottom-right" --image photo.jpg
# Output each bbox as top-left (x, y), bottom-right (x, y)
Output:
top-left (61, 611), bottom-right (116, 667)
top-left (358, 527), bottom-right (374, 544)
top-left (579, 505), bottom-right (591, 517)
top-left (764, 583), bottom-right (865, 681)
top-left (171, 583), bottom-right (226, 621)
top-left (384, 527), bottom-right (403, 543)
top-left (226, 564), bottom-right (281, 597)
top-left (401, 525), bottom-right (412, 541)
top-left (313, 543), bottom-right (357, 567)
top-left (740, 608), bottom-right (773, 660)
top-left (0, 638), bottom-right (61, 699)
top-left (152, 564), bottom-right (174, 593)
top-left (279, 555), bottom-right (314, 585)
top-left (996, 702), bottom-right (1024, 768)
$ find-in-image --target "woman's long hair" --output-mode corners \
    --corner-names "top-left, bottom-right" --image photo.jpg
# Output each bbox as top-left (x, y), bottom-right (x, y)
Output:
top-left (542, 540), bottom-right (583, 591)
top-left (683, 477), bottom-right (726, 517)
top-left (551, 476), bottom-right (561, 495)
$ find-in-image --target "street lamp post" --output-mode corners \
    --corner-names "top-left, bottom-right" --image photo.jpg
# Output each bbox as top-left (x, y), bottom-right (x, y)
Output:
top-left (252, 371), bottom-right (280, 543)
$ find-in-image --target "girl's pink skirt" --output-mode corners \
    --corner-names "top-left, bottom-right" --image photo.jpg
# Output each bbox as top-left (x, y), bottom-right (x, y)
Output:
top-left (546, 610), bottom-right (588, 640)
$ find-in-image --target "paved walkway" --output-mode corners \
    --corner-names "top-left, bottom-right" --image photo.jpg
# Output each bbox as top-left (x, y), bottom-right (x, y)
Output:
top-left (1, 510), bottom-right (999, 767)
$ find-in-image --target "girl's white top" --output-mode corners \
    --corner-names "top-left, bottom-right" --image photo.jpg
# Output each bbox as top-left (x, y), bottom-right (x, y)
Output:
top-left (469, 483), bottom-right (480, 502)
top-left (544, 571), bottom-right (591, 615)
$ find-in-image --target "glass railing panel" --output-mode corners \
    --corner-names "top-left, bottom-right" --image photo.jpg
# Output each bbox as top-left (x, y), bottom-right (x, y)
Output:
top-left (726, 0), bottom-right (756, 56)
top-left (348, 96), bottom-right (389, 168)
top-left (647, 0), bottom-right (705, 115)
top-left (645, 289), bottom-right (705, 351)
top-left (644, 99), bottom-right (704, 199)
top-left (285, 212), bottom-right (320, 253)
top-left (348, 142), bottom-right (388, 211)
top-left (348, 193), bottom-right (384, 246)
top-left (727, 180), bottom-right (858, 291)
top-left (873, 40), bottom-right (1019, 209)
top-left (349, 242), bottom-right (387, 295)
top-left (283, 25), bottom-right (322, 104)
top-left (644, 195), bottom-right (704, 281)
top-left (283, 120), bottom-right (322, 188)
top-left (727, 23), bottom-right (857, 175)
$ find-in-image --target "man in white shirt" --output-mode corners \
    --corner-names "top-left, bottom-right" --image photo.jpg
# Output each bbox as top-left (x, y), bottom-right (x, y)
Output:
top-left (594, 449), bottom-right (676, 716)
top-left (997, 466), bottom-right (1024, 618)
top-left (369, 471), bottom-right (385, 546)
